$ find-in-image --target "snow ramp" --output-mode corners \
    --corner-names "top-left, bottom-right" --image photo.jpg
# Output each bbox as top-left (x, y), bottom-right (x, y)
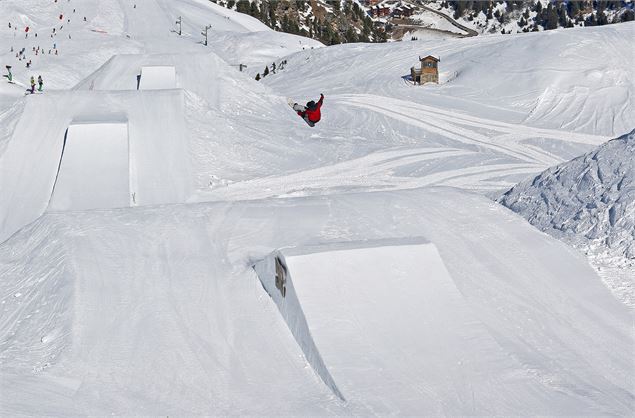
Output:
top-left (49, 123), bottom-right (129, 211)
top-left (254, 237), bottom-right (629, 414)
top-left (74, 53), bottom-right (270, 109)
top-left (138, 66), bottom-right (176, 90)
top-left (0, 90), bottom-right (192, 242)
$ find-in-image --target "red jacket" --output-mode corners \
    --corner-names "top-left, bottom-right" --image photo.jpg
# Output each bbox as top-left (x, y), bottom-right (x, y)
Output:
top-left (300, 95), bottom-right (324, 123)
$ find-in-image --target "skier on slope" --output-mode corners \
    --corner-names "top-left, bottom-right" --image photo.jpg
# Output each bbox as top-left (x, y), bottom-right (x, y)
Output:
top-left (292, 94), bottom-right (324, 127)
top-left (37, 75), bottom-right (43, 92)
top-left (29, 76), bottom-right (35, 94)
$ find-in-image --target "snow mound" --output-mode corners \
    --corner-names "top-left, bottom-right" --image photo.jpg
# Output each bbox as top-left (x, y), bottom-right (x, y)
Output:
top-left (499, 129), bottom-right (635, 305)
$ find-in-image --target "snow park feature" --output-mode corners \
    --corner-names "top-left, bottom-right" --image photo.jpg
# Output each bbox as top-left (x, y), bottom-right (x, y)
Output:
top-left (1, 187), bottom-right (632, 415)
top-left (0, 90), bottom-right (191, 242)
top-left (253, 239), bottom-right (469, 408)
top-left (0, 0), bottom-right (633, 415)
top-left (138, 66), bottom-right (176, 90)
top-left (49, 122), bottom-right (129, 211)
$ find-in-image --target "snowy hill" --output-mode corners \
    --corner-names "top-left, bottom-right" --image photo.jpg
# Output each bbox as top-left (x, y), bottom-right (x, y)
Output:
top-left (0, 0), bottom-right (633, 415)
top-left (499, 129), bottom-right (635, 306)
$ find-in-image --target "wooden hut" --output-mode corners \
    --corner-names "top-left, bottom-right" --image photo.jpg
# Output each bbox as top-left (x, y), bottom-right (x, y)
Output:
top-left (410, 55), bottom-right (439, 84)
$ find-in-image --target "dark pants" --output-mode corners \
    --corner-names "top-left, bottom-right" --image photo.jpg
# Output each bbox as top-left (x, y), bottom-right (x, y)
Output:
top-left (292, 104), bottom-right (316, 127)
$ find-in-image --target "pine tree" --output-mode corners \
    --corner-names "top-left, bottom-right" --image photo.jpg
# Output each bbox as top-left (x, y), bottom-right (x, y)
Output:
top-left (332, 0), bottom-right (341, 15)
top-left (345, 27), bottom-right (357, 43)
top-left (545, 4), bottom-right (558, 29)
top-left (255, 73), bottom-right (261, 81)
top-left (597, 6), bottom-right (609, 25)
top-left (263, 66), bottom-right (269, 77)
top-left (269, 3), bottom-right (276, 29)
top-left (622, 10), bottom-right (635, 22)
top-left (251, 1), bottom-right (259, 17)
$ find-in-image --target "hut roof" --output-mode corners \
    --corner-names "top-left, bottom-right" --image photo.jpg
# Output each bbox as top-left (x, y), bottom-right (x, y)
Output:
top-left (420, 55), bottom-right (440, 62)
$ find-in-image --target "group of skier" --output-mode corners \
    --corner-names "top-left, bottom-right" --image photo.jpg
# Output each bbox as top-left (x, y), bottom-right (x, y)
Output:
top-left (5, 66), bottom-right (43, 94)
top-left (29, 75), bottom-right (44, 94)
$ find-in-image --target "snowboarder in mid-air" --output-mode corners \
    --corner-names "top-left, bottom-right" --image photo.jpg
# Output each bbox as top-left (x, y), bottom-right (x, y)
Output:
top-left (292, 93), bottom-right (324, 127)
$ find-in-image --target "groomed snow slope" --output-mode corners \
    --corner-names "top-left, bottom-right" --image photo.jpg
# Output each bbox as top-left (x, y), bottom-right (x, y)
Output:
top-left (1, 188), bottom-right (632, 415)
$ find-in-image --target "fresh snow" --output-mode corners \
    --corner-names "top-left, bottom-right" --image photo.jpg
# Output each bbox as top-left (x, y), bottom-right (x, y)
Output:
top-left (500, 129), bottom-right (635, 307)
top-left (0, 0), bottom-right (633, 415)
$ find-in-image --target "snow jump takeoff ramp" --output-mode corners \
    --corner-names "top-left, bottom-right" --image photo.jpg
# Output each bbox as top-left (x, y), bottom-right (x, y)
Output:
top-left (49, 123), bottom-right (130, 211)
top-left (253, 238), bottom-right (595, 414)
top-left (138, 66), bottom-right (176, 90)
top-left (253, 238), bottom-right (469, 409)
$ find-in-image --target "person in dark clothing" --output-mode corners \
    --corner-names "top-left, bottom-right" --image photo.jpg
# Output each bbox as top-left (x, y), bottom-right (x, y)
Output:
top-left (293, 94), bottom-right (324, 127)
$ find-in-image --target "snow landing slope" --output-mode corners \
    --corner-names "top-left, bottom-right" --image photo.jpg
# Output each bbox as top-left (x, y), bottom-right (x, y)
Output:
top-left (0, 0), bottom-right (633, 415)
top-left (500, 129), bottom-right (635, 306)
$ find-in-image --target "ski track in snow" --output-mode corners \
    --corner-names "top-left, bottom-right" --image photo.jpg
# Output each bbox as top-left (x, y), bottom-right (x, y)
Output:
top-left (199, 92), bottom-right (609, 202)
top-left (199, 146), bottom-right (539, 201)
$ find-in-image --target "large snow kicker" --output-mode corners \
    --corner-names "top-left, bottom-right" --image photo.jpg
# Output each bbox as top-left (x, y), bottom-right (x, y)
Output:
top-left (253, 248), bottom-right (345, 401)
top-left (138, 66), bottom-right (176, 90)
top-left (49, 122), bottom-right (130, 211)
top-left (0, 90), bottom-right (192, 242)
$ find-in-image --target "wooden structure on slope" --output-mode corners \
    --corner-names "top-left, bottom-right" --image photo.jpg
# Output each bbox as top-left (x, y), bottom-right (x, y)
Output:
top-left (411, 55), bottom-right (439, 85)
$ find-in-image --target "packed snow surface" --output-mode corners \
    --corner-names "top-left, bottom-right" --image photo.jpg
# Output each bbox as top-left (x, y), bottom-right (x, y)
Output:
top-left (138, 66), bottom-right (176, 90)
top-left (1, 189), bottom-right (632, 415)
top-left (0, 0), bottom-right (633, 415)
top-left (49, 122), bottom-right (130, 211)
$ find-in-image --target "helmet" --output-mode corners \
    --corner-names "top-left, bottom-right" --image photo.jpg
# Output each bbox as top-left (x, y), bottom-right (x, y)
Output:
top-left (306, 100), bottom-right (316, 110)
